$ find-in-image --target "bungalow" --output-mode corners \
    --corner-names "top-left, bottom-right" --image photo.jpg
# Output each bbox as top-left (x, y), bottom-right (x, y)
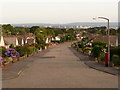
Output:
top-left (21, 33), bottom-right (35, 45)
top-left (54, 34), bottom-right (63, 41)
top-left (45, 36), bottom-right (52, 44)
top-left (0, 35), bottom-right (36, 48)
top-left (24, 37), bottom-right (35, 45)
top-left (0, 36), bottom-right (5, 47)
top-left (17, 37), bottom-right (24, 46)
top-left (87, 35), bottom-right (118, 46)
top-left (75, 33), bottom-right (82, 40)
top-left (4, 37), bottom-right (19, 48)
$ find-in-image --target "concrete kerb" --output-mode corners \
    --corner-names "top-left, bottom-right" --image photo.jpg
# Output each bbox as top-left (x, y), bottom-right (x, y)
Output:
top-left (84, 61), bottom-right (118, 75)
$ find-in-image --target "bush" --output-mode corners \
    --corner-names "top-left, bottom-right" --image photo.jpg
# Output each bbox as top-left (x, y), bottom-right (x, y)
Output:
top-left (15, 46), bottom-right (28, 57)
top-left (5, 48), bottom-right (19, 57)
top-left (98, 52), bottom-right (105, 62)
top-left (4, 57), bottom-right (13, 63)
top-left (78, 41), bottom-right (84, 48)
top-left (15, 46), bottom-right (37, 57)
top-left (83, 47), bottom-right (92, 54)
top-left (110, 47), bottom-right (120, 61)
top-left (92, 41), bottom-right (107, 48)
top-left (92, 45), bottom-right (102, 58)
top-left (112, 55), bottom-right (120, 66)
top-left (51, 40), bottom-right (62, 43)
top-left (27, 46), bottom-right (36, 55)
top-left (0, 47), bottom-right (6, 57)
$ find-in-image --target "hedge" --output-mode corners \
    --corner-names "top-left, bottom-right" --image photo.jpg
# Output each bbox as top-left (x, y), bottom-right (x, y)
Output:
top-left (110, 47), bottom-right (120, 61)
top-left (15, 45), bottom-right (36, 57)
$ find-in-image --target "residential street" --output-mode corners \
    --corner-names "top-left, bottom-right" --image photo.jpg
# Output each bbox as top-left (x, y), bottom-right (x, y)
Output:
top-left (2, 42), bottom-right (118, 88)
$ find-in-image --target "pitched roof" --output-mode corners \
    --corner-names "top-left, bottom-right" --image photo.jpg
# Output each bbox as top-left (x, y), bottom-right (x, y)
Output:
top-left (4, 37), bottom-right (17, 45)
top-left (27, 39), bottom-right (34, 45)
top-left (17, 37), bottom-right (24, 45)
top-left (92, 35), bottom-right (118, 46)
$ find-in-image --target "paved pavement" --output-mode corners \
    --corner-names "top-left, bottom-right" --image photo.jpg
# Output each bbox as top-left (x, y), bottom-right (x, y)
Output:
top-left (2, 42), bottom-right (118, 88)
top-left (70, 47), bottom-right (119, 75)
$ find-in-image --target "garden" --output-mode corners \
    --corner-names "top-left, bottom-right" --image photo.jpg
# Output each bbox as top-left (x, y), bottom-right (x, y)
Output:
top-left (72, 39), bottom-right (120, 67)
top-left (0, 43), bottom-right (49, 68)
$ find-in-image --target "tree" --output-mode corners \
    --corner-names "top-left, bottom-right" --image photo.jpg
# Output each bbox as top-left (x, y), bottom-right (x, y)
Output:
top-left (2, 24), bottom-right (14, 35)
top-left (110, 28), bottom-right (117, 35)
top-left (92, 41), bottom-right (107, 59)
top-left (35, 32), bottom-right (46, 48)
top-left (30, 26), bottom-right (39, 34)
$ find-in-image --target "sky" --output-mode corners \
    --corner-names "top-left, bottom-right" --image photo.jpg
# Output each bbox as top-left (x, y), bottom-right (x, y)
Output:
top-left (0, 0), bottom-right (119, 24)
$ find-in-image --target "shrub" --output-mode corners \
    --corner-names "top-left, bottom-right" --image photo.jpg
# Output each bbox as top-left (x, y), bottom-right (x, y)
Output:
top-left (0, 47), bottom-right (6, 57)
top-left (15, 46), bottom-right (37, 57)
top-left (92, 41), bottom-right (107, 48)
top-left (98, 52), bottom-right (105, 62)
top-left (27, 46), bottom-right (36, 55)
top-left (91, 45), bottom-right (102, 58)
top-left (5, 48), bottom-right (19, 57)
top-left (51, 40), bottom-right (62, 43)
top-left (78, 41), bottom-right (84, 48)
top-left (83, 47), bottom-right (92, 54)
top-left (0, 56), bottom-right (4, 63)
top-left (110, 47), bottom-right (120, 61)
top-left (4, 57), bottom-right (13, 63)
top-left (15, 46), bottom-right (28, 57)
top-left (112, 55), bottom-right (120, 66)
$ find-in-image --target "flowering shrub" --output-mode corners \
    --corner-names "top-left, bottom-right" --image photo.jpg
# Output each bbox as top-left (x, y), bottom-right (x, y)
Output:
top-left (0, 56), bottom-right (4, 64)
top-left (4, 57), bottom-right (12, 63)
top-left (5, 48), bottom-right (19, 57)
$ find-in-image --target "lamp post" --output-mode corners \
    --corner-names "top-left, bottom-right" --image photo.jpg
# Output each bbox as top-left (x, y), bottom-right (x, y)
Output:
top-left (93, 17), bottom-right (110, 67)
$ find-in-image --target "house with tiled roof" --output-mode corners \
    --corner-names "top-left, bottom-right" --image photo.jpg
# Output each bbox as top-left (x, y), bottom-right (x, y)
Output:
top-left (53, 34), bottom-right (64, 41)
top-left (45, 36), bottom-right (52, 44)
top-left (87, 35), bottom-right (118, 46)
top-left (17, 37), bottom-right (24, 46)
top-left (4, 37), bottom-right (19, 48)
top-left (0, 34), bottom-right (36, 48)
top-left (0, 36), bottom-right (5, 47)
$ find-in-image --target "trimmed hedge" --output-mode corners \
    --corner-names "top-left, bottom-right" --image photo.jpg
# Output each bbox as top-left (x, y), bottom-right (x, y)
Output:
top-left (110, 47), bottom-right (120, 61)
top-left (51, 40), bottom-right (62, 43)
top-left (112, 55), bottom-right (120, 66)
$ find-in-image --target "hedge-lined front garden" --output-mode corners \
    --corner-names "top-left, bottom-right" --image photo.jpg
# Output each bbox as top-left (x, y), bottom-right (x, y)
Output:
top-left (72, 41), bottom-right (120, 67)
top-left (0, 44), bottom-right (46, 67)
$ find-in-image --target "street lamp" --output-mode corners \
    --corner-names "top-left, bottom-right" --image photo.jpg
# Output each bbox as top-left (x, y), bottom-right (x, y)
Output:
top-left (93, 17), bottom-right (110, 67)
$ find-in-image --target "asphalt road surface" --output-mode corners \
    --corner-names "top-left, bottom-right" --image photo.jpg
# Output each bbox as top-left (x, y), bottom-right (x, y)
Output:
top-left (2, 42), bottom-right (118, 88)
